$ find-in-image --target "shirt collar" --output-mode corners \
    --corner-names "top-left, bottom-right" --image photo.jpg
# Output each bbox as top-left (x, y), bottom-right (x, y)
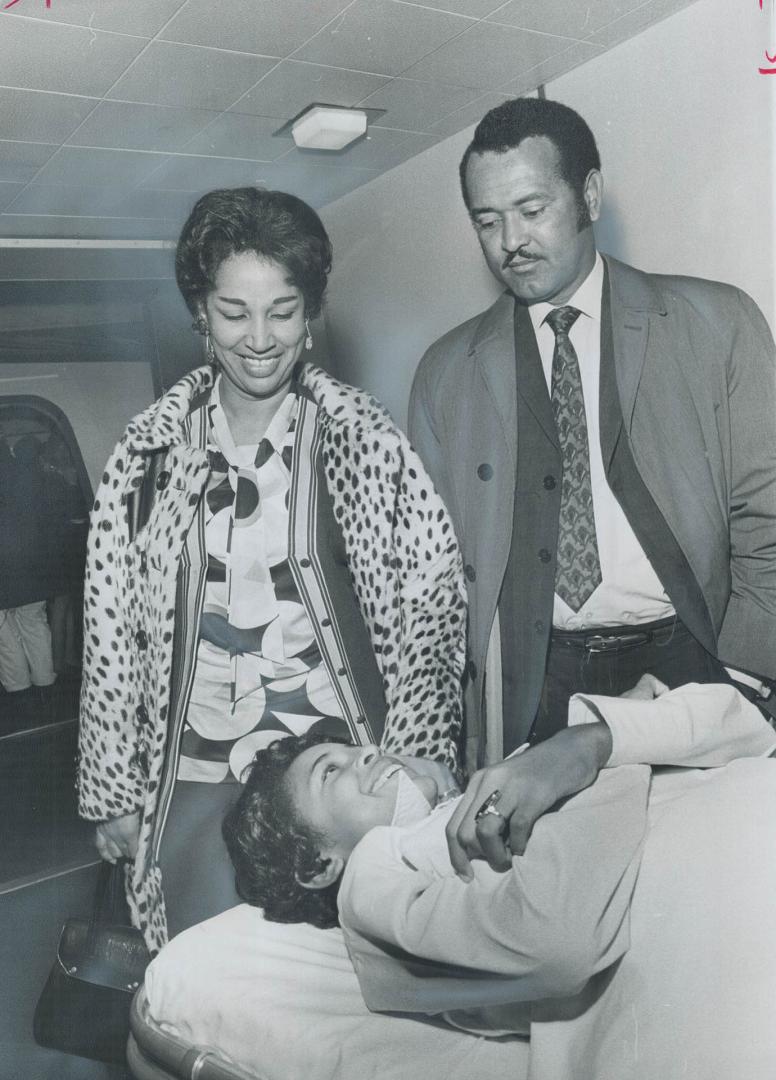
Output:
top-left (528, 251), bottom-right (604, 334)
top-left (208, 375), bottom-right (298, 464)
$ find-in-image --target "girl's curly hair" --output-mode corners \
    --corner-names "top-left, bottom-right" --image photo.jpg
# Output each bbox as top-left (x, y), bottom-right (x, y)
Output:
top-left (222, 730), bottom-right (350, 930)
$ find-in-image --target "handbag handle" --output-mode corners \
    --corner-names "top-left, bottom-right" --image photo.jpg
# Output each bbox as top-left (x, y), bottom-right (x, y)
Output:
top-left (86, 861), bottom-right (128, 951)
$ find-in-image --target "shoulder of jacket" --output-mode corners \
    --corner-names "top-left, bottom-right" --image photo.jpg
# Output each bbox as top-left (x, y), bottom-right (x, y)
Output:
top-left (300, 363), bottom-right (404, 442)
top-left (415, 296), bottom-right (506, 390)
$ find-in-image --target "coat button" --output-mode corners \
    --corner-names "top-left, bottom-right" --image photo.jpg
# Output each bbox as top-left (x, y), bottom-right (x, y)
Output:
top-left (464, 564), bottom-right (476, 582)
top-left (321, 617), bottom-right (331, 628)
top-left (538, 548), bottom-right (552, 563)
top-left (543, 475), bottom-right (557, 490)
top-left (300, 557), bottom-right (311, 569)
top-left (477, 464), bottom-right (493, 481)
top-left (467, 659), bottom-right (478, 681)
top-left (337, 666), bottom-right (347, 677)
top-left (534, 620), bottom-right (545, 634)
top-left (135, 629), bottom-right (148, 650)
top-left (155, 470), bottom-right (170, 491)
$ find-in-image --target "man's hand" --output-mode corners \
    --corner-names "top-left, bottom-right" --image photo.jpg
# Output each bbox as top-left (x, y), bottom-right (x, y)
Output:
top-left (95, 811), bottom-right (140, 864)
top-left (446, 723), bottom-right (612, 880)
top-left (619, 673), bottom-right (669, 701)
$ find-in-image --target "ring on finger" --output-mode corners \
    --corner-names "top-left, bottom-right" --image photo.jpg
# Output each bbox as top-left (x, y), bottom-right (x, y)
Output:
top-left (475, 789), bottom-right (504, 822)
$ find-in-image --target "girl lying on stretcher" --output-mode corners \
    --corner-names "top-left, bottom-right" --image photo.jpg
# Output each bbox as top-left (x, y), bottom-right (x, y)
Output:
top-left (223, 678), bottom-right (776, 1078)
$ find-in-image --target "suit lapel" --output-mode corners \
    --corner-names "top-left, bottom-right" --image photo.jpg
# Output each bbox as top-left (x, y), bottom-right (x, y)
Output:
top-left (514, 301), bottom-right (559, 449)
top-left (604, 255), bottom-right (667, 434)
top-left (469, 292), bottom-right (519, 469)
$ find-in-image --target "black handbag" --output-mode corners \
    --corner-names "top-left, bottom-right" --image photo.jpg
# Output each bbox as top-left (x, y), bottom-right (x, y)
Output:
top-left (33, 860), bottom-right (151, 1064)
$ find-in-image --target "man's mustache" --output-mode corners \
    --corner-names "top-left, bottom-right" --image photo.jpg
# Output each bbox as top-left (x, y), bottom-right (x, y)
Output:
top-left (502, 249), bottom-right (538, 270)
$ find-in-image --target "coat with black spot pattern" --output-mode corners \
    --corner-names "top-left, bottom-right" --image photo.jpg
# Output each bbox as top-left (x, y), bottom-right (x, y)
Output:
top-left (77, 363), bottom-right (466, 952)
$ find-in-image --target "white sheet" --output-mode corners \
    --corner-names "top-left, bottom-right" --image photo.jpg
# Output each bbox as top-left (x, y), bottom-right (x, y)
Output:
top-left (144, 904), bottom-right (529, 1080)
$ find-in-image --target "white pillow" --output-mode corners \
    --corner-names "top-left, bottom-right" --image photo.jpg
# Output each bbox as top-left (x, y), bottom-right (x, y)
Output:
top-left (145, 904), bottom-right (528, 1080)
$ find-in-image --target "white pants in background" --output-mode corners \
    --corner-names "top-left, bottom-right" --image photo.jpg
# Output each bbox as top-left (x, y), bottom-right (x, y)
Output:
top-left (0, 601), bottom-right (56, 691)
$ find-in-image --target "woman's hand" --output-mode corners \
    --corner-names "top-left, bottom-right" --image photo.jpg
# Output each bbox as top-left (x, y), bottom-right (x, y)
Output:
top-left (446, 723), bottom-right (613, 880)
top-left (95, 811), bottom-right (140, 864)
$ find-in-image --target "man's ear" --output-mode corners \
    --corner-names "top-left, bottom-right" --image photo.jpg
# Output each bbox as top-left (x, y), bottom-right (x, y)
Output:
top-left (583, 169), bottom-right (603, 223)
top-left (295, 853), bottom-right (344, 892)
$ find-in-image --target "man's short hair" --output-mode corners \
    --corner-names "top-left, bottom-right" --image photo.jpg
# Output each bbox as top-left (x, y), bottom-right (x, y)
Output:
top-left (222, 731), bottom-right (350, 930)
top-left (459, 97), bottom-right (601, 209)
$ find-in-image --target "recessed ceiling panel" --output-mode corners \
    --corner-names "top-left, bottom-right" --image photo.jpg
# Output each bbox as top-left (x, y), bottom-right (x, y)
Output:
top-left (403, 20), bottom-right (574, 88)
top-left (231, 60), bottom-right (389, 121)
top-left (0, 141), bottom-right (57, 183)
top-left (67, 101), bottom-right (219, 153)
top-left (356, 77), bottom-right (483, 132)
top-left (179, 114), bottom-right (291, 162)
top-left (107, 41), bottom-right (277, 110)
top-left (161, 0), bottom-right (351, 58)
top-left (32, 146), bottom-right (170, 188)
top-left (0, 17), bottom-right (147, 96)
top-left (1, 0), bottom-right (188, 38)
top-left (0, 88), bottom-right (97, 145)
top-left (295, 0), bottom-right (473, 77)
top-left (484, 0), bottom-right (646, 38)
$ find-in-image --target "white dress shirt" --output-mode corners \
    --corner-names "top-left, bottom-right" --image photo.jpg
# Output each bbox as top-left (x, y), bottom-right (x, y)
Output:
top-left (528, 254), bottom-right (674, 630)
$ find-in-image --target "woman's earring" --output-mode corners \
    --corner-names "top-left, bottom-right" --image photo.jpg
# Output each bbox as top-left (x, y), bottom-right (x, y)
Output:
top-left (205, 333), bottom-right (217, 367)
top-left (304, 318), bottom-right (313, 351)
top-left (192, 315), bottom-right (208, 336)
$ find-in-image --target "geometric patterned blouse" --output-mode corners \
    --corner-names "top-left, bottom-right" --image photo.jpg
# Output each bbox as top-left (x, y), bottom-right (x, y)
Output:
top-left (178, 379), bottom-right (349, 784)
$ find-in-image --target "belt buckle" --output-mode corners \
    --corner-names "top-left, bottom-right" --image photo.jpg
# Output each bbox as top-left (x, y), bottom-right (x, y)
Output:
top-left (584, 634), bottom-right (612, 653)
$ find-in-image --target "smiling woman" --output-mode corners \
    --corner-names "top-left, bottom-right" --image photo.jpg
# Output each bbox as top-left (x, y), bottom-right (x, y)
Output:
top-left (76, 186), bottom-right (467, 955)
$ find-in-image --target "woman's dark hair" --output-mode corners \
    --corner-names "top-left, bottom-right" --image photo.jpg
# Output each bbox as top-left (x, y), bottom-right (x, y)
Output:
top-left (175, 187), bottom-right (333, 320)
top-left (459, 97), bottom-right (601, 211)
top-left (222, 730), bottom-right (351, 930)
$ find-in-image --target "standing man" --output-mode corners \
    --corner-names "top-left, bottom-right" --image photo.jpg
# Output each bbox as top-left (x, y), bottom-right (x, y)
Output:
top-left (409, 97), bottom-right (776, 833)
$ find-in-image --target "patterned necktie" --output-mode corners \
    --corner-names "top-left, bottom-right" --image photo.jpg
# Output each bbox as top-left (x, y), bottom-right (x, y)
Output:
top-left (546, 305), bottom-right (602, 611)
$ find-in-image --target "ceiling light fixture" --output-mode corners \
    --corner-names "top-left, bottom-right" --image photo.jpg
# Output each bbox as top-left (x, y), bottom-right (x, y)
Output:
top-left (291, 105), bottom-right (368, 151)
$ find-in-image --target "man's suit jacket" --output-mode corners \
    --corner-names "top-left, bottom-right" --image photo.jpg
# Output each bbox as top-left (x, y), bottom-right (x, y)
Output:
top-left (409, 255), bottom-right (776, 769)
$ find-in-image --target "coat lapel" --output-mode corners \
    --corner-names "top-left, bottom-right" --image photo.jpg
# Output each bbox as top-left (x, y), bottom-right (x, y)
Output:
top-left (604, 255), bottom-right (667, 433)
top-left (468, 292), bottom-right (519, 470)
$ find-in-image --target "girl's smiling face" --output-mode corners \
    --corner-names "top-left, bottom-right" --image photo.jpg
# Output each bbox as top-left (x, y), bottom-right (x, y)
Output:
top-left (285, 742), bottom-right (438, 862)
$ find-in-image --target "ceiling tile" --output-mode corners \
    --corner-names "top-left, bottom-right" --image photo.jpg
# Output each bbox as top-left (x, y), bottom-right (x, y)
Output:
top-left (0, 214), bottom-right (179, 239)
top-left (111, 188), bottom-right (196, 223)
top-left (161, 0), bottom-right (351, 57)
top-left (0, 17), bottom-right (147, 96)
top-left (1, 0), bottom-right (187, 37)
top-left (0, 183), bottom-right (25, 211)
top-left (179, 114), bottom-right (291, 162)
top-left (256, 161), bottom-right (380, 208)
top-left (0, 141), bottom-right (56, 182)
top-left (107, 42), bottom-right (277, 110)
top-left (587, 0), bottom-right (697, 47)
top-left (502, 40), bottom-right (605, 91)
top-left (396, 0), bottom-right (506, 15)
top-left (428, 90), bottom-right (514, 135)
top-left (403, 21), bottom-right (572, 88)
top-left (4, 183), bottom-right (125, 216)
top-left (356, 77), bottom-right (482, 131)
top-left (295, 0), bottom-right (473, 77)
top-left (66, 101), bottom-right (219, 153)
top-left (0, 87), bottom-right (97, 144)
top-left (33, 146), bottom-right (169, 187)
top-left (231, 60), bottom-right (389, 121)
top-left (139, 155), bottom-right (274, 193)
top-left (484, 0), bottom-right (645, 39)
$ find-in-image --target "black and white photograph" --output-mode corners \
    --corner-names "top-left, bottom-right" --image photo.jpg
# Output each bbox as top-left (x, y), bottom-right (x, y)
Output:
top-left (0, 1), bottom-right (774, 1077)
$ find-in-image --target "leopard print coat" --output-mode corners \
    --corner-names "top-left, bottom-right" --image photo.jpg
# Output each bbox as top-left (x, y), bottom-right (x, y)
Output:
top-left (77, 363), bottom-right (466, 952)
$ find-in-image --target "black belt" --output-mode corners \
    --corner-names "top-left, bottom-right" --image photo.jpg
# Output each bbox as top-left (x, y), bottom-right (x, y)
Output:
top-left (551, 615), bottom-right (679, 654)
